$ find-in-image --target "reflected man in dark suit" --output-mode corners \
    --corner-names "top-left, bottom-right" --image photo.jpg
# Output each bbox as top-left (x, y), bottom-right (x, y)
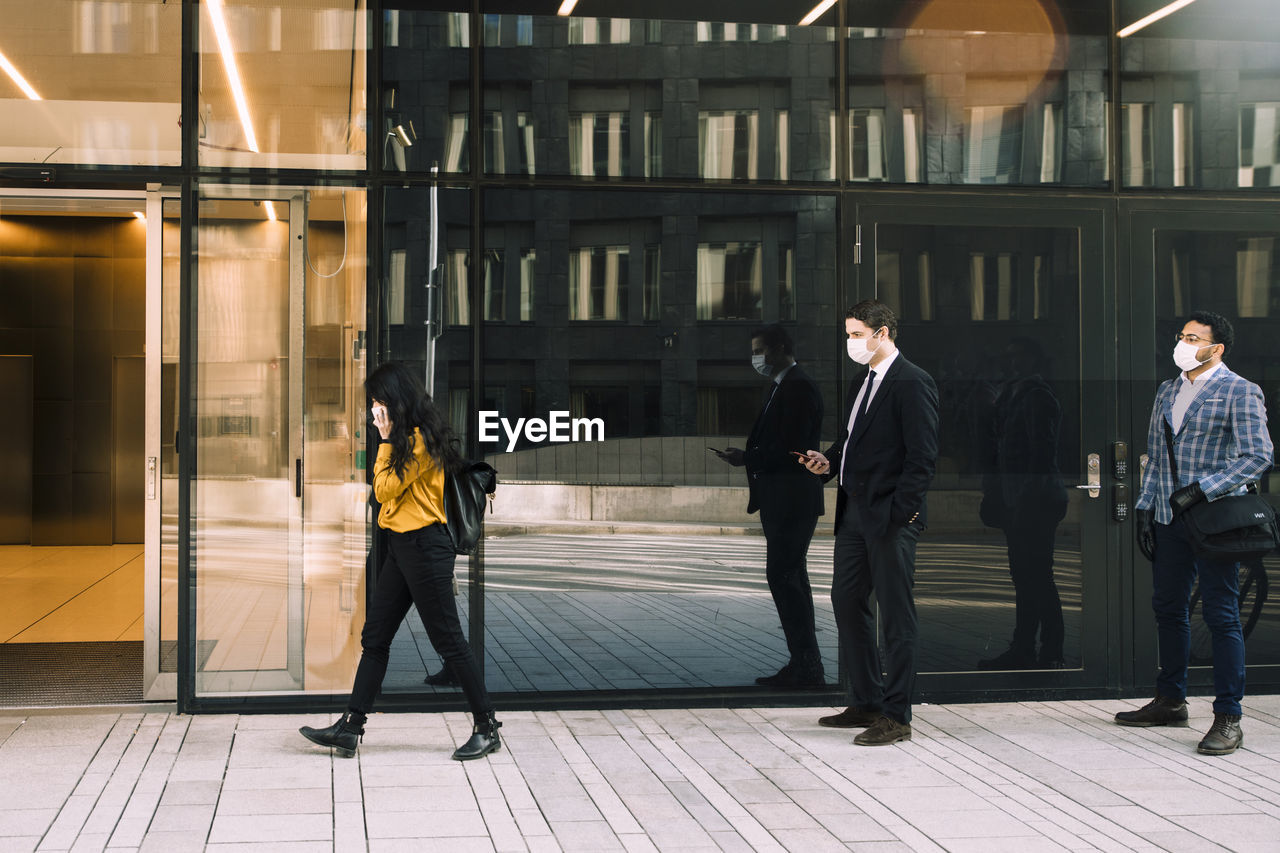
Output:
top-left (800, 301), bottom-right (939, 745)
top-left (717, 324), bottom-right (826, 688)
top-left (977, 337), bottom-right (1069, 670)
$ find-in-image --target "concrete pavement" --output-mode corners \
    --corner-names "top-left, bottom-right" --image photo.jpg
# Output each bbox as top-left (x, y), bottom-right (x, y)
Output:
top-left (2, 694), bottom-right (1279, 852)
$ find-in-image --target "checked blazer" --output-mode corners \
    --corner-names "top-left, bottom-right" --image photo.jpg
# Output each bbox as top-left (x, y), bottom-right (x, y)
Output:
top-left (1136, 364), bottom-right (1274, 525)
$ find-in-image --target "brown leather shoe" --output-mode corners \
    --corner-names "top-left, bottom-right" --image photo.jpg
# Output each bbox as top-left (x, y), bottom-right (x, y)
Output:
top-left (854, 715), bottom-right (912, 746)
top-left (1114, 694), bottom-right (1189, 727)
top-left (1197, 714), bottom-right (1243, 755)
top-left (818, 706), bottom-right (880, 728)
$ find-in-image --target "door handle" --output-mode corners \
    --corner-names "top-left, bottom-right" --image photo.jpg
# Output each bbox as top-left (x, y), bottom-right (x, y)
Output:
top-left (146, 456), bottom-right (157, 501)
top-left (295, 458), bottom-right (302, 498)
top-left (1073, 452), bottom-right (1101, 498)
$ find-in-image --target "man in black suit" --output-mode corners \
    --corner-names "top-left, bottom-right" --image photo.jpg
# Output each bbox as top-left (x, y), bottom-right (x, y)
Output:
top-left (800, 300), bottom-right (938, 745)
top-left (717, 324), bottom-right (826, 688)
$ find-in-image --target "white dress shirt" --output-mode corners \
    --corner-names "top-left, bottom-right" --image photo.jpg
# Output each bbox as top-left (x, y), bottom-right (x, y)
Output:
top-left (1170, 362), bottom-right (1222, 434)
top-left (839, 349), bottom-right (900, 486)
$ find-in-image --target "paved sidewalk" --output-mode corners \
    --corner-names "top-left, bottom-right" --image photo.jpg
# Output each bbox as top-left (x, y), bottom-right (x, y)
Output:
top-left (2, 696), bottom-right (1278, 853)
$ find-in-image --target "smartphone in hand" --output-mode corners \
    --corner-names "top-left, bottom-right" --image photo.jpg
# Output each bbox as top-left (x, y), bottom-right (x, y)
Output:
top-left (706, 446), bottom-right (723, 454)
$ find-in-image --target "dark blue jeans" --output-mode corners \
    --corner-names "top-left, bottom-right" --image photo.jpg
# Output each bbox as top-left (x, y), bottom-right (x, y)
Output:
top-left (349, 523), bottom-right (492, 724)
top-left (1151, 520), bottom-right (1245, 716)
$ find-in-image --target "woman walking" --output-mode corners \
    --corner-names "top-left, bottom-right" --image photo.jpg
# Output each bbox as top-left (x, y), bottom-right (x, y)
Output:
top-left (300, 362), bottom-right (501, 761)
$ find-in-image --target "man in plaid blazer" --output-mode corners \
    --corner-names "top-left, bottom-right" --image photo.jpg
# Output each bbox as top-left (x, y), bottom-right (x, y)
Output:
top-left (1115, 310), bottom-right (1274, 755)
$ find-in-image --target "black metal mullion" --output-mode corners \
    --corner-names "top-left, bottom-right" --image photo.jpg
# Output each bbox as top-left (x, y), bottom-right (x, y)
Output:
top-left (468, 0), bottom-right (486, 679)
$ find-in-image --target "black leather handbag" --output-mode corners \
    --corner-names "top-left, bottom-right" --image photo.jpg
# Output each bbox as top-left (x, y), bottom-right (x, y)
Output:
top-left (1164, 423), bottom-right (1279, 562)
top-left (443, 460), bottom-right (497, 556)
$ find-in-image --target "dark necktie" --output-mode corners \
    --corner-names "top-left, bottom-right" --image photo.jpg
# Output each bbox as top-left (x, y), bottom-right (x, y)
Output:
top-left (860, 370), bottom-right (877, 419)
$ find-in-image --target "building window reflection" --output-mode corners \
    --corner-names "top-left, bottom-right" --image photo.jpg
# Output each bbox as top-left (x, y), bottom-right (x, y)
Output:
top-left (445, 88), bottom-right (537, 175)
top-left (699, 111), bottom-right (759, 180)
top-left (696, 22), bottom-right (786, 42)
top-left (1121, 102), bottom-right (1154, 186)
top-left (964, 106), bottom-right (1024, 185)
top-left (447, 249), bottom-right (509, 325)
top-left (1237, 236), bottom-right (1278, 318)
top-left (567, 85), bottom-right (663, 178)
top-left (568, 17), bottom-right (629, 45)
top-left (569, 246), bottom-right (629, 321)
top-left (1239, 103), bottom-right (1280, 188)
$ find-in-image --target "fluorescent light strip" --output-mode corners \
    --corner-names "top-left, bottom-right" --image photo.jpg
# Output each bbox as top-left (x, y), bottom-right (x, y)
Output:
top-left (206, 0), bottom-right (260, 152)
top-left (0, 49), bottom-right (42, 100)
top-left (799, 0), bottom-right (838, 26)
top-left (263, 201), bottom-right (278, 222)
top-left (1118, 0), bottom-right (1199, 37)
top-left (557, 0), bottom-right (579, 15)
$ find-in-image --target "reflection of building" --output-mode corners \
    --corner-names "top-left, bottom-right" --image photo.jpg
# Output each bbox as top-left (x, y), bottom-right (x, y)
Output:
top-left (1, 0), bottom-right (1279, 714)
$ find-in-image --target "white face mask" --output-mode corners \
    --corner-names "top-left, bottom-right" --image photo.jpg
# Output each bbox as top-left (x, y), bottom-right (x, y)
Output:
top-left (1172, 340), bottom-right (1212, 373)
top-left (846, 334), bottom-right (877, 365)
top-left (751, 354), bottom-right (773, 377)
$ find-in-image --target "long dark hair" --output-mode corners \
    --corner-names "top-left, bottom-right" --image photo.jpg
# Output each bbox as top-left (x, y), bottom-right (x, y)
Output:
top-left (365, 362), bottom-right (464, 479)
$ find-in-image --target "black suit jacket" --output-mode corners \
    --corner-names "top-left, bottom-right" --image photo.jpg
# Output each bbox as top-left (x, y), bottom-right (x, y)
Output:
top-left (822, 354), bottom-right (939, 537)
top-left (744, 364), bottom-right (825, 518)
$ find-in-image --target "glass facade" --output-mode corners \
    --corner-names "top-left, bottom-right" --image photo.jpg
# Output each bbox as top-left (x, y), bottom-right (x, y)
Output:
top-left (0, 0), bottom-right (1278, 711)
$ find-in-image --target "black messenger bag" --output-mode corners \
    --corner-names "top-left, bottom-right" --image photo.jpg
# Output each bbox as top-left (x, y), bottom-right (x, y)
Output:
top-left (444, 460), bottom-right (497, 556)
top-left (1164, 422), bottom-right (1279, 562)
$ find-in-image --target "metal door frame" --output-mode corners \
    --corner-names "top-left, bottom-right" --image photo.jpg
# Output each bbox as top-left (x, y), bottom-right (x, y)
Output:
top-left (186, 184), bottom-right (308, 696)
top-left (849, 192), bottom-right (1122, 698)
top-left (1123, 198), bottom-right (1280, 697)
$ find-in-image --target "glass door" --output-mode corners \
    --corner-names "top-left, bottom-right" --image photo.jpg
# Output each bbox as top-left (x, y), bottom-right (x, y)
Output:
top-left (1126, 204), bottom-right (1280, 690)
top-left (853, 197), bottom-right (1116, 690)
top-left (188, 185), bottom-right (368, 698)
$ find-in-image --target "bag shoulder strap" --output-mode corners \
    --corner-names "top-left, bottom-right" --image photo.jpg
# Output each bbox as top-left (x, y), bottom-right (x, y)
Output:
top-left (1162, 418), bottom-right (1179, 482)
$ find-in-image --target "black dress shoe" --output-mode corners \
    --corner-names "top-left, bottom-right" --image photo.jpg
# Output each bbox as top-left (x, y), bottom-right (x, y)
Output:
top-left (755, 664), bottom-right (795, 687)
top-left (757, 665), bottom-right (825, 689)
top-left (977, 646), bottom-right (1038, 670)
top-left (424, 666), bottom-right (460, 687)
top-left (1197, 714), bottom-right (1243, 755)
top-left (452, 714), bottom-right (502, 761)
top-left (1114, 694), bottom-right (1189, 727)
top-left (818, 706), bottom-right (880, 728)
top-left (299, 711), bottom-right (365, 758)
top-left (854, 715), bottom-right (912, 746)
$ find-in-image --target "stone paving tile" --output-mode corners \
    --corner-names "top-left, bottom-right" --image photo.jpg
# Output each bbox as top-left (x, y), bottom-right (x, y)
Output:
top-left (1, 697), bottom-right (1278, 851)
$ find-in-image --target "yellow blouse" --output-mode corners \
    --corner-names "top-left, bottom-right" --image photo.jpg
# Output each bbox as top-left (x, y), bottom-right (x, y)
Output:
top-left (373, 429), bottom-right (447, 532)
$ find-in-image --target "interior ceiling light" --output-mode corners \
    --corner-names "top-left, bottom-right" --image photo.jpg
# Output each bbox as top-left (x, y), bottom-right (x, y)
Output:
top-left (0, 48), bottom-right (42, 100)
top-left (799, 0), bottom-right (838, 26)
top-left (1118, 0), bottom-right (1200, 37)
top-left (205, 0), bottom-right (260, 152)
top-left (263, 201), bottom-right (278, 222)
top-left (557, 0), bottom-right (579, 15)
top-left (133, 211), bottom-right (146, 221)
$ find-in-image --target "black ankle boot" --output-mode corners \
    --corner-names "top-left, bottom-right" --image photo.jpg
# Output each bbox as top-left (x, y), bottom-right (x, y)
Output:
top-left (451, 713), bottom-right (502, 761)
top-left (299, 711), bottom-right (365, 758)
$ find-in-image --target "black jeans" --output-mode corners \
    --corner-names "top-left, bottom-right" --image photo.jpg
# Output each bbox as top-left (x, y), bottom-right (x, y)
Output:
top-left (831, 508), bottom-right (921, 723)
top-left (349, 523), bottom-right (492, 724)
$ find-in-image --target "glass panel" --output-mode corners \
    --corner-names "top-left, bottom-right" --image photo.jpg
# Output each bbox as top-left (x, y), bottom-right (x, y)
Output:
top-left (847, 5), bottom-right (1108, 187)
top-left (1120, 0), bottom-right (1280, 191)
top-left (192, 186), bottom-right (367, 695)
top-left (197, 1), bottom-right (367, 170)
top-left (877, 222), bottom-right (1083, 672)
top-left (471, 188), bottom-right (837, 693)
top-left (378, 185), bottom-right (474, 699)
top-left (0, 0), bottom-right (180, 166)
top-left (1151, 225), bottom-right (1280, 666)
top-left (477, 6), bottom-right (836, 182)
top-left (383, 6), bottom-right (471, 175)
